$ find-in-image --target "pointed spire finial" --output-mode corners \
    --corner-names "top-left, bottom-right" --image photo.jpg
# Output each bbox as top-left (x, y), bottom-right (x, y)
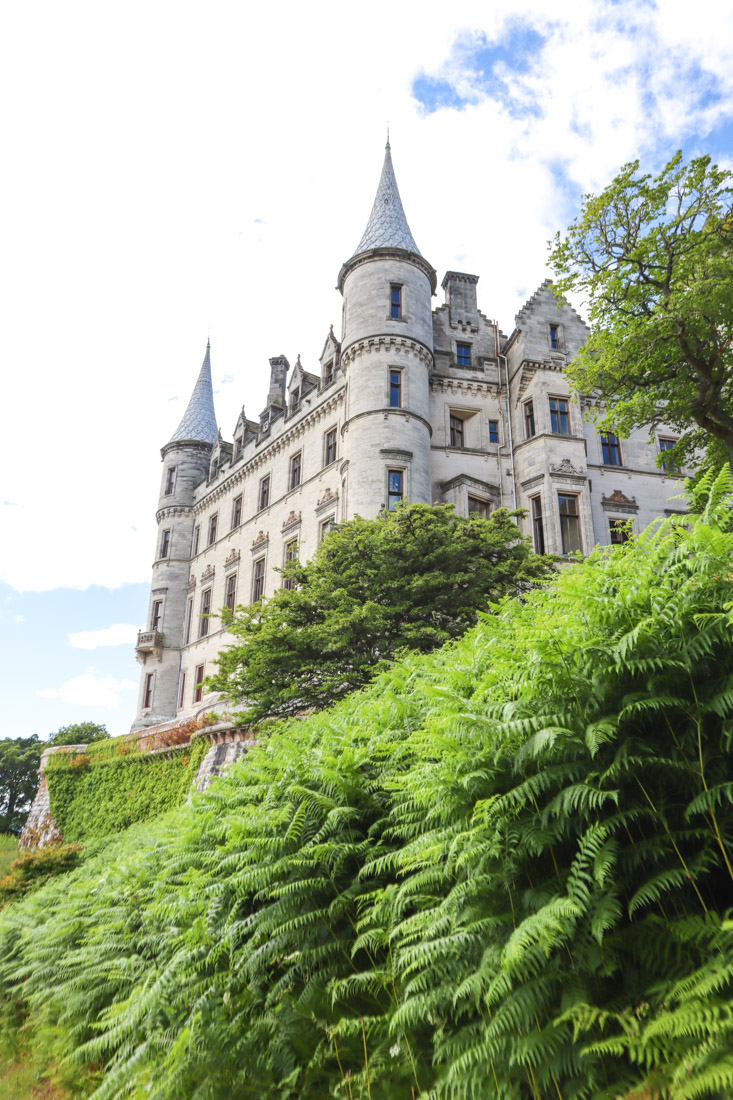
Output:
top-left (386, 122), bottom-right (390, 149)
top-left (351, 140), bottom-right (420, 257)
top-left (167, 342), bottom-right (219, 446)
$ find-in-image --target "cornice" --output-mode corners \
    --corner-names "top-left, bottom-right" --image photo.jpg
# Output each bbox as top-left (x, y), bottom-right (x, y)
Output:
top-left (156, 504), bottom-right (193, 524)
top-left (342, 407), bottom-right (433, 438)
top-left (430, 374), bottom-right (497, 398)
top-left (338, 246), bottom-right (437, 294)
top-left (340, 334), bottom-right (433, 371)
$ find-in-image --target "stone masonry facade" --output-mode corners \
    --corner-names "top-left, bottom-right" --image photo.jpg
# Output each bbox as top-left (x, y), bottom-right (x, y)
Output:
top-left (131, 142), bottom-right (686, 733)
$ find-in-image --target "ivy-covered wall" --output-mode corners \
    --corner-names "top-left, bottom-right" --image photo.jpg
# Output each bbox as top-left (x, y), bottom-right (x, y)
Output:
top-left (45, 738), bottom-right (209, 842)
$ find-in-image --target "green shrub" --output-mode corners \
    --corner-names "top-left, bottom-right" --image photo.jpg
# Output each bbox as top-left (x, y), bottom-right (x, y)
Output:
top-left (0, 471), bottom-right (732, 1099)
top-left (0, 844), bottom-right (82, 907)
top-left (0, 836), bottom-right (17, 880)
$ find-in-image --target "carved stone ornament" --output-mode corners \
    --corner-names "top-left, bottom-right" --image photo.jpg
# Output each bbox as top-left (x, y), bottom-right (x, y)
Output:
top-left (225, 548), bottom-right (240, 564)
top-left (550, 458), bottom-right (585, 477)
top-left (317, 487), bottom-right (336, 508)
top-left (201, 563), bottom-right (214, 579)
top-left (282, 510), bottom-right (301, 529)
top-left (252, 530), bottom-right (268, 547)
top-left (602, 489), bottom-right (639, 512)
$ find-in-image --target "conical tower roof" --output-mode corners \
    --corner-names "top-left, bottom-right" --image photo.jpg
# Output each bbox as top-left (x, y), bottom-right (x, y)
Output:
top-left (167, 341), bottom-right (218, 445)
top-left (352, 140), bottom-right (421, 256)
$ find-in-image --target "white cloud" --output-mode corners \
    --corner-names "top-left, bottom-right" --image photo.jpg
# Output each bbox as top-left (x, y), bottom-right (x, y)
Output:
top-left (68, 623), bottom-right (139, 650)
top-left (38, 669), bottom-right (137, 709)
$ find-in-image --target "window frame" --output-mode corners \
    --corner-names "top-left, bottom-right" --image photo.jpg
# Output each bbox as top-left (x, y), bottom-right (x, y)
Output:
top-left (456, 342), bottom-right (472, 367)
top-left (207, 513), bottom-right (218, 547)
top-left (449, 414), bottom-right (465, 448)
top-left (151, 600), bottom-right (163, 632)
top-left (179, 672), bottom-right (186, 709)
top-left (258, 475), bottom-right (271, 511)
top-left (601, 432), bottom-right (622, 466)
top-left (224, 572), bottom-right (237, 612)
top-left (558, 493), bottom-right (582, 556)
top-left (232, 494), bottom-right (243, 530)
top-left (659, 437), bottom-right (678, 473)
top-left (324, 359), bottom-right (334, 386)
top-left (319, 518), bottom-right (335, 542)
top-left (524, 401), bottom-right (536, 439)
top-left (252, 557), bottom-right (266, 602)
top-left (283, 538), bottom-right (298, 589)
top-left (199, 587), bottom-right (212, 638)
top-left (390, 284), bottom-right (403, 320)
top-left (389, 369), bottom-right (402, 408)
top-left (184, 597), bottom-right (193, 645)
top-left (143, 672), bottom-right (154, 710)
top-left (324, 427), bottom-right (337, 467)
top-left (467, 495), bottom-right (490, 519)
top-left (530, 494), bottom-right (545, 554)
top-left (549, 396), bottom-right (570, 435)
top-left (609, 518), bottom-right (631, 545)
top-left (289, 452), bottom-right (302, 491)
top-left (488, 419), bottom-right (499, 444)
top-left (160, 529), bottom-right (171, 558)
top-left (164, 467), bottom-right (176, 495)
top-left (549, 323), bottom-right (561, 351)
top-left (387, 468), bottom-right (404, 511)
top-left (192, 525), bottom-right (200, 557)
top-left (193, 664), bottom-right (204, 704)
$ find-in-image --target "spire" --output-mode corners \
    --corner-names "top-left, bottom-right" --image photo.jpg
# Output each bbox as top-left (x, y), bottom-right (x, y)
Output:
top-left (352, 140), bottom-right (421, 257)
top-left (167, 343), bottom-right (218, 445)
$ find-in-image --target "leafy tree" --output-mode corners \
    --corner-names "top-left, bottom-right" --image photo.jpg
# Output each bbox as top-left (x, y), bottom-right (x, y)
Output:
top-left (0, 736), bottom-right (42, 835)
top-left (48, 722), bottom-right (109, 747)
top-left (210, 502), bottom-right (553, 721)
top-left (549, 152), bottom-right (733, 468)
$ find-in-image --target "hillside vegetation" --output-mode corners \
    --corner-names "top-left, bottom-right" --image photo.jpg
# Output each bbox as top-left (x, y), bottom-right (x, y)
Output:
top-left (1, 473), bottom-right (732, 1099)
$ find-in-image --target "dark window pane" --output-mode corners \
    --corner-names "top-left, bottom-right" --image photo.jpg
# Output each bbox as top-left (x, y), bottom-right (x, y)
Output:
top-left (525, 402), bottom-right (535, 439)
top-left (489, 420), bottom-right (498, 444)
top-left (390, 370), bottom-right (401, 407)
top-left (531, 495), bottom-right (545, 554)
top-left (558, 494), bottom-right (581, 555)
top-left (549, 398), bottom-right (569, 435)
top-left (601, 433), bottom-right (621, 465)
top-left (387, 469), bottom-right (403, 510)
top-left (450, 415), bottom-right (464, 448)
top-left (456, 343), bottom-right (471, 366)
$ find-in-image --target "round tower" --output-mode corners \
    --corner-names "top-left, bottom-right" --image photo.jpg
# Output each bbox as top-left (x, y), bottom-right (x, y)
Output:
top-left (131, 343), bottom-right (218, 731)
top-left (338, 141), bottom-right (436, 518)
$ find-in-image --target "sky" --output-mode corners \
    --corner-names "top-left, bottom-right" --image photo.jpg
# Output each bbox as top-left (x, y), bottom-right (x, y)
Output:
top-left (2, 0), bottom-right (732, 740)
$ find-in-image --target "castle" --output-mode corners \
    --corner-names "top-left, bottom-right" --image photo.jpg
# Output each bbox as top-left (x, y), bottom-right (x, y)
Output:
top-left (131, 141), bottom-right (685, 732)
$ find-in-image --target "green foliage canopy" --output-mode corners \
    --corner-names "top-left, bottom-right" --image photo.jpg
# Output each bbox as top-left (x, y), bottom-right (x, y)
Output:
top-left (210, 502), bottom-right (553, 721)
top-left (0, 473), bottom-right (732, 1097)
top-left (549, 152), bottom-right (733, 468)
top-left (0, 737), bottom-right (42, 836)
top-left (48, 722), bottom-right (109, 747)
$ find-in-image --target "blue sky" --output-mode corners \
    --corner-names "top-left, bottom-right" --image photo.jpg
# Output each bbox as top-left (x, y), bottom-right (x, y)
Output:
top-left (1, 0), bottom-right (732, 742)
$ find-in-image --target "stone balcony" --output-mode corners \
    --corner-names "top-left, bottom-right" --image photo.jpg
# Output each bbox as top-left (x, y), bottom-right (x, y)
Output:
top-left (135, 630), bottom-right (164, 661)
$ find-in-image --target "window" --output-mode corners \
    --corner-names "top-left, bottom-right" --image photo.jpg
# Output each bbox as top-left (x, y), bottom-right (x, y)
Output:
top-left (143, 673), bottom-right (154, 709)
top-left (199, 588), bottom-right (212, 638)
top-left (390, 284), bottom-right (402, 319)
top-left (160, 529), bottom-right (171, 558)
top-left (231, 495), bottom-right (243, 529)
top-left (252, 558), bottom-right (266, 602)
top-left (468, 496), bottom-right (490, 518)
top-left (164, 467), bottom-right (176, 495)
top-left (233, 437), bottom-right (243, 461)
top-left (319, 518), bottom-right (334, 542)
top-left (184, 597), bottom-right (193, 645)
top-left (549, 323), bottom-right (560, 350)
top-left (291, 388), bottom-right (300, 413)
top-left (289, 452), bottom-right (302, 490)
top-left (601, 433), bottom-right (622, 466)
top-left (259, 475), bottom-right (270, 511)
top-left (449, 415), bottom-right (465, 448)
top-left (283, 539), bottom-right (298, 589)
top-left (531, 495), bottom-right (545, 554)
top-left (456, 343), bottom-right (471, 366)
top-left (324, 427), bottom-right (337, 466)
top-left (224, 572), bottom-right (237, 611)
top-left (609, 518), bottom-right (631, 545)
top-left (489, 419), bottom-right (499, 444)
top-left (659, 438), bottom-right (677, 472)
top-left (324, 359), bottom-right (334, 386)
top-left (387, 469), bottom-right (404, 511)
top-left (549, 397), bottom-right (570, 435)
top-left (207, 514), bottom-right (218, 546)
top-left (192, 525), bottom-right (200, 556)
top-left (151, 600), bottom-right (163, 632)
top-left (390, 369), bottom-right (402, 408)
top-left (193, 664), bottom-right (204, 704)
top-left (179, 673), bottom-right (186, 709)
top-left (558, 494), bottom-right (581, 555)
top-left (524, 401), bottom-right (536, 439)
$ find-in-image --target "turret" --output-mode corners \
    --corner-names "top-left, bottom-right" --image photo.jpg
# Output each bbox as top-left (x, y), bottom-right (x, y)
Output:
top-left (338, 141), bottom-right (436, 518)
top-left (132, 342), bottom-right (218, 730)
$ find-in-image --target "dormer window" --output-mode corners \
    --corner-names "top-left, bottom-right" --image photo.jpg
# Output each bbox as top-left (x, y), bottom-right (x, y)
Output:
top-left (549, 323), bottom-right (560, 350)
top-left (233, 437), bottom-right (243, 461)
top-left (324, 360), bottom-right (334, 386)
top-left (291, 388), bottom-right (300, 413)
top-left (390, 285), bottom-right (402, 320)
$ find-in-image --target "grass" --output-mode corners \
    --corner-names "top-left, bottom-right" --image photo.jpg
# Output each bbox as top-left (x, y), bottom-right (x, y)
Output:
top-left (0, 1051), bottom-right (74, 1098)
top-left (0, 835), bottom-right (18, 879)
